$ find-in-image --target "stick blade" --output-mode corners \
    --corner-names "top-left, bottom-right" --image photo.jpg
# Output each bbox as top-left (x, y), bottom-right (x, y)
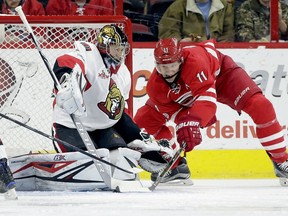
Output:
top-left (129, 167), bottom-right (144, 174)
top-left (148, 142), bottom-right (187, 191)
top-left (112, 179), bottom-right (151, 193)
top-left (279, 177), bottom-right (288, 186)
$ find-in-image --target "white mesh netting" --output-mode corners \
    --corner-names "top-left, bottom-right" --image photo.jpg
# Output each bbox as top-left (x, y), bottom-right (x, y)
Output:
top-left (0, 20), bottom-right (129, 157)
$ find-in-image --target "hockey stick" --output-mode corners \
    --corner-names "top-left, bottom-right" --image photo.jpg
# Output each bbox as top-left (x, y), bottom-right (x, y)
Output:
top-left (149, 142), bottom-right (187, 191)
top-left (0, 112), bottom-right (140, 175)
top-left (15, 6), bottom-right (149, 192)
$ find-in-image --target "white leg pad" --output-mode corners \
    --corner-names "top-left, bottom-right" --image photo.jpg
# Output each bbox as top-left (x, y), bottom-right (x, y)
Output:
top-left (110, 148), bottom-right (141, 180)
top-left (95, 148), bottom-right (111, 176)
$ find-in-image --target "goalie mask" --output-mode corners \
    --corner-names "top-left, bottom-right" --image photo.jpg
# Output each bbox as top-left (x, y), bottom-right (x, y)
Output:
top-left (97, 24), bottom-right (130, 65)
top-left (154, 38), bottom-right (183, 83)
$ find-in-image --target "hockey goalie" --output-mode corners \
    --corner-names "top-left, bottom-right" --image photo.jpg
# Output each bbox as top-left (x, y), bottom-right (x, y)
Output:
top-left (6, 24), bottom-right (179, 192)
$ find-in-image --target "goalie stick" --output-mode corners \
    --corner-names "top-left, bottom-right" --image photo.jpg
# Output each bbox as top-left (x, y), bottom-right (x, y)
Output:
top-left (149, 142), bottom-right (187, 191)
top-left (15, 6), bottom-right (149, 192)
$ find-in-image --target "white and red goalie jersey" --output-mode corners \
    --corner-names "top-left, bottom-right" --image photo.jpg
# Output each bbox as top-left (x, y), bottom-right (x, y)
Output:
top-left (53, 41), bottom-right (131, 131)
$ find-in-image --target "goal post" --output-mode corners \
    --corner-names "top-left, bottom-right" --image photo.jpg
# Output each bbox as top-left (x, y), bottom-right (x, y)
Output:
top-left (0, 15), bottom-right (133, 157)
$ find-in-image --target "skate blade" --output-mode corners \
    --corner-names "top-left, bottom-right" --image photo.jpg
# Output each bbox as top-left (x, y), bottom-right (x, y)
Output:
top-left (4, 188), bottom-right (18, 200)
top-left (279, 177), bottom-right (288, 186)
top-left (156, 178), bottom-right (194, 186)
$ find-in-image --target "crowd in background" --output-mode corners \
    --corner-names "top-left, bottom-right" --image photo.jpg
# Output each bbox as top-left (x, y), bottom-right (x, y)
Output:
top-left (0, 0), bottom-right (114, 15)
top-left (0, 0), bottom-right (287, 42)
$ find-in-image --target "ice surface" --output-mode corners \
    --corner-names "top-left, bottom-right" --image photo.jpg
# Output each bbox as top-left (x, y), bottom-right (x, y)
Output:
top-left (1, 179), bottom-right (288, 216)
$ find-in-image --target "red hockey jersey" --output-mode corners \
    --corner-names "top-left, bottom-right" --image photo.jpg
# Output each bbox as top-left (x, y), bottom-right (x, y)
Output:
top-left (146, 40), bottom-right (220, 128)
top-left (1, 0), bottom-right (45, 15)
top-left (46, 0), bottom-right (113, 16)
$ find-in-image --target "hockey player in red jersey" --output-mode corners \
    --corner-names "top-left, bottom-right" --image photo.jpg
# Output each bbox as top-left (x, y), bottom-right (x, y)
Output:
top-left (0, 0), bottom-right (45, 15)
top-left (52, 25), bottom-right (175, 189)
top-left (134, 37), bottom-right (288, 185)
top-left (46, 0), bottom-right (113, 16)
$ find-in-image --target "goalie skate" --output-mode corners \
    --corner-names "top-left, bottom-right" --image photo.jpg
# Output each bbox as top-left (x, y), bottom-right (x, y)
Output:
top-left (271, 160), bottom-right (288, 187)
top-left (0, 158), bottom-right (18, 200)
top-left (151, 157), bottom-right (193, 186)
top-left (4, 188), bottom-right (18, 200)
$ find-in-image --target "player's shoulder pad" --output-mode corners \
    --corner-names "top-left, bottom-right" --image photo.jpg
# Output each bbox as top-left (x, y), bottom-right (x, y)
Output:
top-left (74, 41), bottom-right (98, 53)
top-left (74, 41), bottom-right (102, 64)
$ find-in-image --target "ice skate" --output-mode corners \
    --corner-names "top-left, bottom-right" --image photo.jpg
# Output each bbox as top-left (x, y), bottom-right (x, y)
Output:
top-left (271, 159), bottom-right (288, 186)
top-left (151, 157), bottom-right (193, 186)
top-left (0, 158), bottom-right (18, 200)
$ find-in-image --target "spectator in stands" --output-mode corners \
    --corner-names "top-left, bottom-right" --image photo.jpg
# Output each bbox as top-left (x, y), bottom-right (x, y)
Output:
top-left (158, 0), bottom-right (235, 42)
top-left (226, 0), bottom-right (247, 12)
top-left (0, 0), bottom-right (45, 15)
top-left (37, 0), bottom-right (48, 9)
top-left (234, 0), bottom-right (246, 12)
top-left (235, 0), bottom-right (288, 42)
top-left (125, 0), bottom-right (145, 13)
top-left (45, 0), bottom-right (114, 16)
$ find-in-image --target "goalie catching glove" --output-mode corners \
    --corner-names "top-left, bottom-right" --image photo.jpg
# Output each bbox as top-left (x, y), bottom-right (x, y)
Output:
top-left (56, 63), bottom-right (87, 117)
top-left (127, 130), bottom-right (178, 173)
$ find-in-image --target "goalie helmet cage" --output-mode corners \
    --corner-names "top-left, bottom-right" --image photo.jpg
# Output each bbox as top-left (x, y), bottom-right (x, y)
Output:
top-left (0, 15), bottom-right (133, 157)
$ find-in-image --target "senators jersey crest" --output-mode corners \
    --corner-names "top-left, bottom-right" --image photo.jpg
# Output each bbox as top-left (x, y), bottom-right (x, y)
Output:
top-left (98, 80), bottom-right (124, 120)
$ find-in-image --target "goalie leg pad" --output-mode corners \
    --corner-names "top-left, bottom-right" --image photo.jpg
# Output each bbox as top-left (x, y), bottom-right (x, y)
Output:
top-left (110, 148), bottom-right (141, 180)
top-left (95, 148), bottom-right (111, 176)
top-left (139, 151), bottom-right (168, 173)
top-left (127, 132), bottom-right (178, 163)
top-left (127, 139), bottom-right (161, 152)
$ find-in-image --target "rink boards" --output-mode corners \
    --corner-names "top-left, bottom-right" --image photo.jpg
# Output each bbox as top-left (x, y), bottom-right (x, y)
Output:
top-left (139, 149), bottom-right (275, 179)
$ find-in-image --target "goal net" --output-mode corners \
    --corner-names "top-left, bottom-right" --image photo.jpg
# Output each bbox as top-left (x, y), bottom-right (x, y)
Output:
top-left (0, 15), bottom-right (133, 157)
